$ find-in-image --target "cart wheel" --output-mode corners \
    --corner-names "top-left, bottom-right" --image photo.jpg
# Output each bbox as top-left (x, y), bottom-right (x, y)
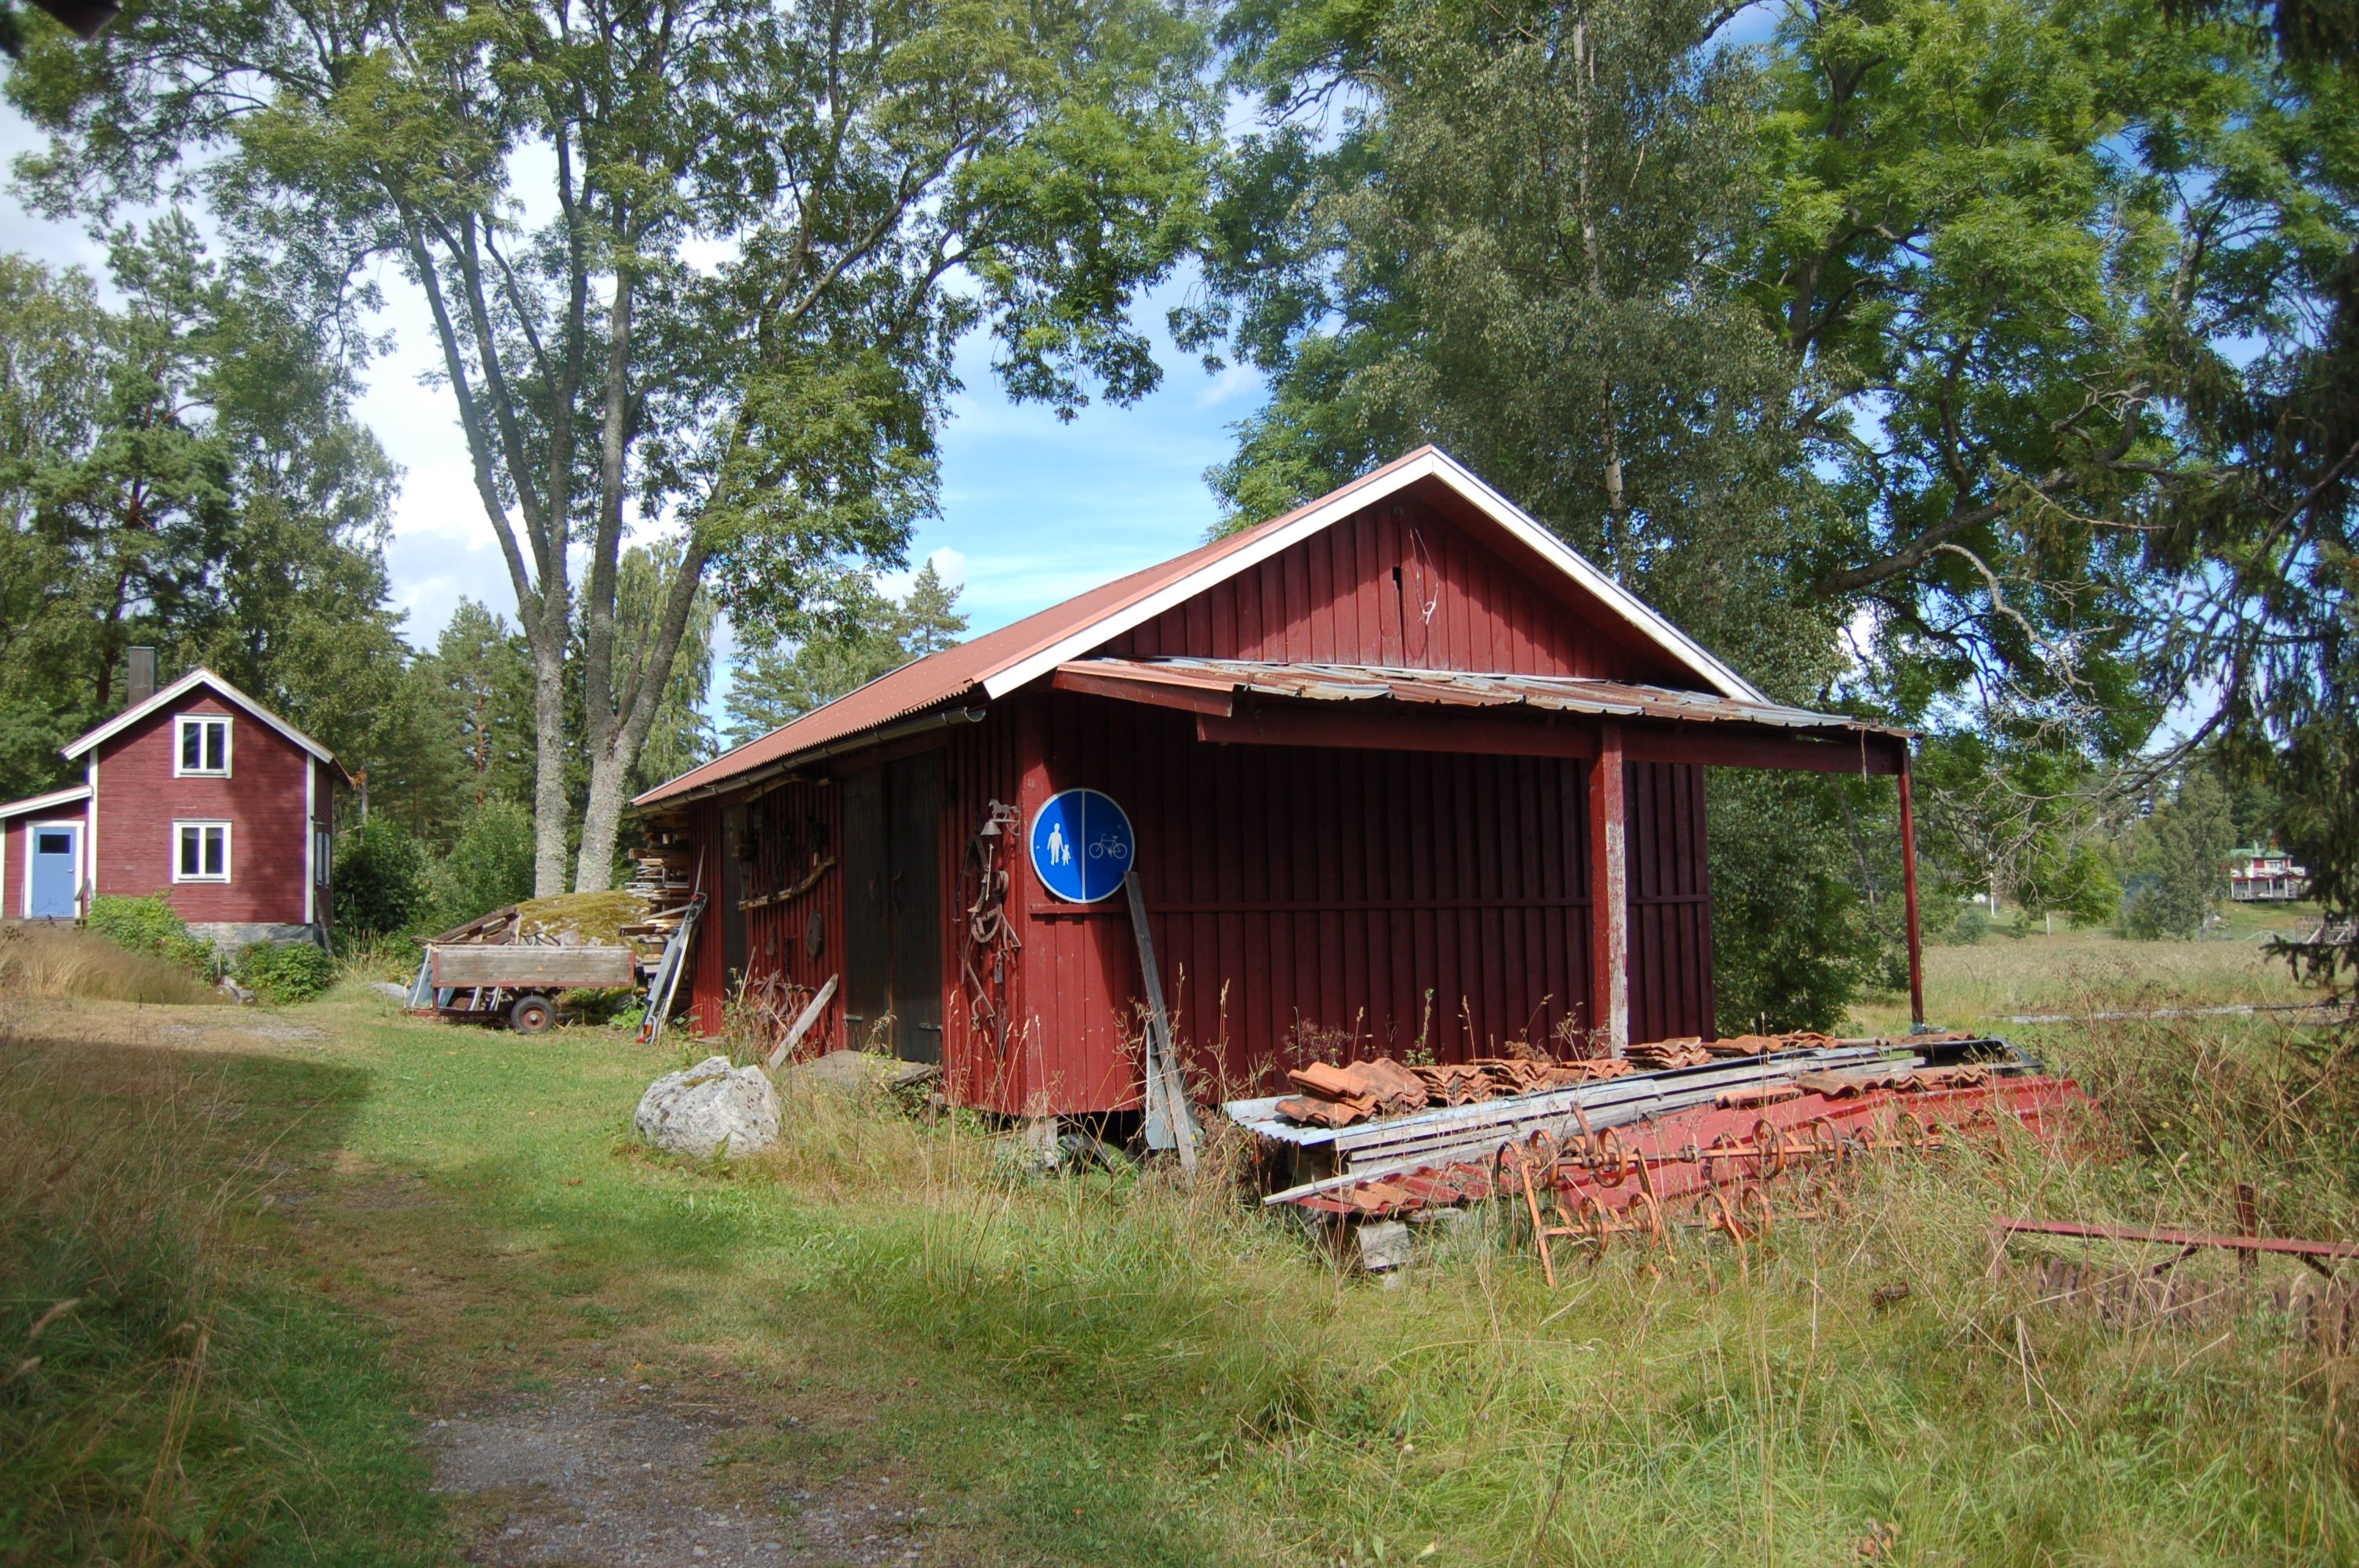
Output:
top-left (508, 994), bottom-right (557, 1035)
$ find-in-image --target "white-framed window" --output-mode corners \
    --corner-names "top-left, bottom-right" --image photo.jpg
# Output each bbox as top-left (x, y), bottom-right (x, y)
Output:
top-left (173, 821), bottom-right (231, 883)
top-left (175, 715), bottom-right (232, 777)
top-left (314, 827), bottom-right (332, 887)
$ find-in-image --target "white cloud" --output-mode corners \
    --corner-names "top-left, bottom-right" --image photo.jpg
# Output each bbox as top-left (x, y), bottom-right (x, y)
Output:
top-left (1196, 361), bottom-right (1261, 408)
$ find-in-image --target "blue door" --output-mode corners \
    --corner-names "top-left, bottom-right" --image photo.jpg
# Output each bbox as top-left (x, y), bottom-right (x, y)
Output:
top-left (29, 824), bottom-right (78, 918)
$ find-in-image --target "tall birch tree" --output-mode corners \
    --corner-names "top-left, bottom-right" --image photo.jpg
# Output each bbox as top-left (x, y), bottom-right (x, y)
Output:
top-left (9, 0), bottom-right (1216, 891)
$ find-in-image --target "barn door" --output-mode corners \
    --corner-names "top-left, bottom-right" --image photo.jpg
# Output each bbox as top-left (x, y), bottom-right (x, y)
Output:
top-left (885, 753), bottom-right (943, 1062)
top-left (719, 803), bottom-right (749, 988)
top-left (841, 766), bottom-right (892, 1047)
top-left (838, 757), bottom-right (943, 1062)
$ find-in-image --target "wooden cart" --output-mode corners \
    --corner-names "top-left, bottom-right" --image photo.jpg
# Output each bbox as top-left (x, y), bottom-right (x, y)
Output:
top-left (406, 943), bottom-right (642, 1033)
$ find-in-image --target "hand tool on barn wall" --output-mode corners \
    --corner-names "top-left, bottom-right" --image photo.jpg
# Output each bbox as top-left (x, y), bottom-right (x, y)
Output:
top-left (1125, 869), bottom-right (1201, 1171)
top-left (960, 800), bottom-right (1023, 1064)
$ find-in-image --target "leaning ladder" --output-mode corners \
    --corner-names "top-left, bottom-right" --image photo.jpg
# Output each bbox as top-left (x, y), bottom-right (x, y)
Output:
top-left (637, 892), bottom-right (707, 1050)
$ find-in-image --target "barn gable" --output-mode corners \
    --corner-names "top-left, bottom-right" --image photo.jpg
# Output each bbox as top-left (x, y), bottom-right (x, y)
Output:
top-left (634, 445), bottom-right (1760, 808)
top-left (1101, 487), bottom-right (1696, 681)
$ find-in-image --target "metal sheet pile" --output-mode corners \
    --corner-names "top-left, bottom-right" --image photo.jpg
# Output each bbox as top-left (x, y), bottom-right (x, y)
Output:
top-left (1226, 1033), bottom-right (2095, 1276)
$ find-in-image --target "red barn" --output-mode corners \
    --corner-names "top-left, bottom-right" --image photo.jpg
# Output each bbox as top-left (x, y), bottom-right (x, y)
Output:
top-left (634, 448), bottom-right (1925, 1117)
top-left (0, 661), bottom-right (346, 947)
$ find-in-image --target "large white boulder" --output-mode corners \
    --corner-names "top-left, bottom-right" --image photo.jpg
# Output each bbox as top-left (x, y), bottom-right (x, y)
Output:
top-left (633, 1055), bottom-right (780, 1159)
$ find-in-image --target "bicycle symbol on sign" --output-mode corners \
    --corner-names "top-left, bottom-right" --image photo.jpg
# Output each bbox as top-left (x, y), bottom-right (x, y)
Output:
top-left (1086, 831), bottom-right (1130, 863)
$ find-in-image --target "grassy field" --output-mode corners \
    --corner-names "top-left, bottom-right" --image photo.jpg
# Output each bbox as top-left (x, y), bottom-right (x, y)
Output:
top-left (4, 933), bottom-right (2357, 1566)
top-left (1849, 908), bottom-right (2332, 1035)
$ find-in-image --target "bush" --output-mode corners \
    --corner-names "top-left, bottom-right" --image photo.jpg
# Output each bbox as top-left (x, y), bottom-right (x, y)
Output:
top-left (235, 940), bottom-right (333, 1005)
top-left (431, 797), bottom-right (536, 930)
top-left (332, 817), bottom-right (433, 937)
top-left (85, 894), bottom-right (214, 974)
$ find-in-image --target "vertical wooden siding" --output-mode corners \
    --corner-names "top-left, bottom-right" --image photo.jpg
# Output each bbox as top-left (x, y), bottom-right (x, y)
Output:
top-left (1106, 499), bottom-right (1678, 681)
top-left (1001, 689), bottom-right (1603, 1111)
top-left (1624, 760), bottom-right (1715, 1044)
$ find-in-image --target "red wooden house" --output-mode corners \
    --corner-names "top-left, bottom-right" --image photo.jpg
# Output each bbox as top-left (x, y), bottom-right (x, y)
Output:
top-left (0, 659), bottom-right (345, 946)
top-left (634, 448), bottom-right (1925, 1116)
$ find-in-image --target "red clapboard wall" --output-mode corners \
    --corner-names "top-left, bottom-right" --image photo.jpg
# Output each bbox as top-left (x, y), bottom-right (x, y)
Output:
top-left (93, 692), bottom-right (318, 926)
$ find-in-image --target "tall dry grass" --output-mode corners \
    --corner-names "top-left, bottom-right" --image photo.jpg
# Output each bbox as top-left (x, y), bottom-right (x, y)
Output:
top-left (0, 1033), bottom-right (246, 1559)
top-left (0, 1017), bottom-right (440, 1565)
top-left (729, 1023), bottom-right (2359, 1563)
top-left (0, 924), bottom-right (220, 1006)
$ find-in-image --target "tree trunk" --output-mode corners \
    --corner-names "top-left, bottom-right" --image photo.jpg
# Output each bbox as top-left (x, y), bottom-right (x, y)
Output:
top-left (576, 756), bottom-right (631, 894)
top-left (574, 538), bottom-right (710, 892)
top-left (530, 617), bottom-right (570, 898)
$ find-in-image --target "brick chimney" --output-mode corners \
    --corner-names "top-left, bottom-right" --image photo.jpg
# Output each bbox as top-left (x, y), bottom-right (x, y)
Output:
top-left (125, 646), bottom-right (157, 710)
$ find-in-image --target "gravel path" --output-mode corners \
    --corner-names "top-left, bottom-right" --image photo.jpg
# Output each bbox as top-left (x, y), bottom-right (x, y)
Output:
top-left (427, 1380), bottom-right (935, 1567)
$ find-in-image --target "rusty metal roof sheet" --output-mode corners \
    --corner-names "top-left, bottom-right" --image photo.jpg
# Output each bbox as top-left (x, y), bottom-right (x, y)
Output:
top-left (1063, 658), bottom-right (1905, 738)
top-left (634, 446), bottom-right (1797, 807)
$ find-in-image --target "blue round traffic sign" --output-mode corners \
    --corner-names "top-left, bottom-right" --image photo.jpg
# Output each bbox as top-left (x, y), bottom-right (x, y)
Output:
top-left (1030, 789), bottom-right (1133, 903)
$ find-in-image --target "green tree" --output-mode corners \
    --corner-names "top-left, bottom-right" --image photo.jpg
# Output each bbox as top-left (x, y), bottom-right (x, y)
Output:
top-left (723, 562), bottom-right (967, 744)
top-left (2124, 765), bottom-right (2236, 938)
top-left (2151, 0), bottom-right (2359, 988)
top-left (0, 224), bottom-right (410, 801)
top-left (332, 816), bottom-right (434, 938)
top-left (421, 601), bottom-right (538, 822)
top-left (431, 798), bottom-right (538, 927)
top-left (605, 539), bottom-right (717, 799)
top-left (8, 0), bottom-right (1219, 895)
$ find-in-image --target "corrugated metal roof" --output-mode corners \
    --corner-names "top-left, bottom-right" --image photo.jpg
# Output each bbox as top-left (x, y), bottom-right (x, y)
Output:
top-left (633, 445), bottom-right (1795, 807)
top-left (1064, 658), bottom-right (1905, 737)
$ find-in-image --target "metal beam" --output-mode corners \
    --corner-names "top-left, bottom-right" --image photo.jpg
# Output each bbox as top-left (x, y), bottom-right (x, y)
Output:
top-left (1899, 756), bottom-right (1925, 1027)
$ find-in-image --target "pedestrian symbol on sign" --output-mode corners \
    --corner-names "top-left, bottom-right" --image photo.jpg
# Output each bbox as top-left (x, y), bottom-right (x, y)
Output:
top-left (1030, 789), bottom-right (1132, 903)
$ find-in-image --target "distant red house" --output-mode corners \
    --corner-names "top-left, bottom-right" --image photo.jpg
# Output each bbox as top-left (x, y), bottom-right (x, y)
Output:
top-left (0, 662), bottom-right (346, 946)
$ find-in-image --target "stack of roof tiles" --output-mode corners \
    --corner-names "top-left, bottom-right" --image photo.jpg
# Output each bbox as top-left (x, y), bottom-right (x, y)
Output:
top-left (1274, 1054), bottom-right (1635, 1127)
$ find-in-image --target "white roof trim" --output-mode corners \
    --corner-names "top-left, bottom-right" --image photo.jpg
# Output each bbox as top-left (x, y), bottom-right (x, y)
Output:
top-left (61, 668), bottom-right (339, 765)
top-left (0, 784), bottom-right (93, 818)
top-left (980, 448), bottom-right (1767, 704)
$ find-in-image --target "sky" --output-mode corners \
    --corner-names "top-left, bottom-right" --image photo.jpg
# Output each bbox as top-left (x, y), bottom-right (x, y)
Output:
top-left (0, 100), bottom-right (1266, 689)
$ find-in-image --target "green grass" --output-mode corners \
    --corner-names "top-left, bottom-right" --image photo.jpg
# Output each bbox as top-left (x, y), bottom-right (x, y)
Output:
top-left (9, 980), bottom-right (2359, 1565)
top-left (1850, 922), bottom-right (2328, 1034)
top-left (0, 1025), bottom-right (444, 1566)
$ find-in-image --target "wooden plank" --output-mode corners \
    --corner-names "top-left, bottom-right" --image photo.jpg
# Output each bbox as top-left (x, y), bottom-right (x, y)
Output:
top-left (765, 974), bottom-right (838, 1071)
top-left (1051, 665), bottom-right (1237, 717)
top-left (430, 946), bottom-right (636, 989)
top-left (1125, 870), bottom-right (1200, 1173)
top-left (1622, 728), bottom-right (1906, 775)
top-left (1589, 727), bottom-right (1629, 1054)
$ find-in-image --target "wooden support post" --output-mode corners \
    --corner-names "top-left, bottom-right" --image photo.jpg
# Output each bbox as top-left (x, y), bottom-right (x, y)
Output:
top-left (1898, 755), bottom-right (1925, 1029)
top-left (1588, 723), bottom-right (1629, 1054)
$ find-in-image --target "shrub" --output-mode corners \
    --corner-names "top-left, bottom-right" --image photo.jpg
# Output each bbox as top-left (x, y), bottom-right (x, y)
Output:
top-left (332, 817), bottom-right (434, 937)
top-left (234, 940), bottom-right (333, 1005)
top-left (85, 893), bottom-right (214, 974)
top-left (431, 797), bottom-right (536, 930)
